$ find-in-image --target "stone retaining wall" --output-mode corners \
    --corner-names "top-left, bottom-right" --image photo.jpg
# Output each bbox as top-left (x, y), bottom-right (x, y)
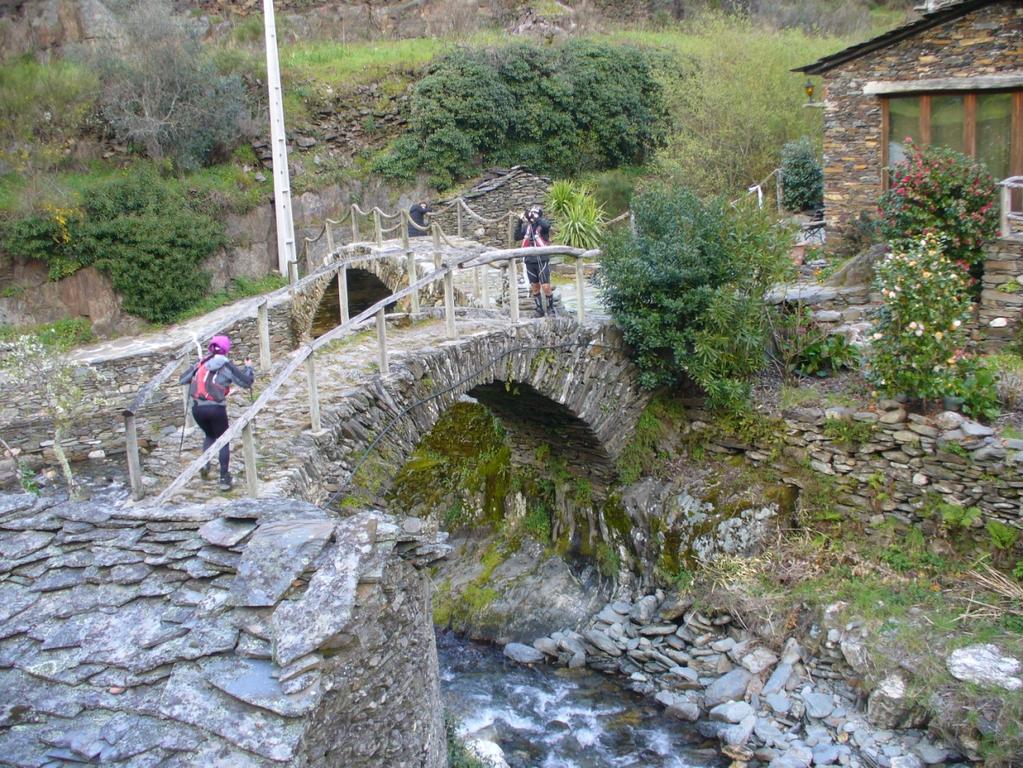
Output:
top-left (979, 238), bottom-right (1023, 349)
top-left (689, 399), bottom-right (1023, 542)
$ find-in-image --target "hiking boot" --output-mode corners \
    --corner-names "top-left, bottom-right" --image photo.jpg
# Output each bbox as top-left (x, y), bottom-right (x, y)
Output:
top-left (532, 294), bottom-right (546, 318)
top-left (545, 294), bottom-right (557, 317)
top-left (218, 473), bottom-right (233, 492)
top-left (200, 463), bottom-right (213, 481)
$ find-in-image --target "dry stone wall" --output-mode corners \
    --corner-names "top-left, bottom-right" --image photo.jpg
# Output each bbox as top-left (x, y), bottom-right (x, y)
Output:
top-left (688, 398), bottom-right (1023, 545)
top-left (979, 238), bottom-right (1023, 348)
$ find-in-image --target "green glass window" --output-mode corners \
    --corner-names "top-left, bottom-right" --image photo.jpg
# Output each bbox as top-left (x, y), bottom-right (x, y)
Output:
top-left (931, 95), bottom-right (965, 154)
top-left (888, 96), bottom-right (921, 165)
top-left (977, 92), bottom-right (1013, 181)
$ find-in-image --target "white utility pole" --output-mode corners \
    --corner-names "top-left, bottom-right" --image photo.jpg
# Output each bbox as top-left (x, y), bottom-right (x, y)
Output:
top-left (263, 0), bottom-right (297, 277)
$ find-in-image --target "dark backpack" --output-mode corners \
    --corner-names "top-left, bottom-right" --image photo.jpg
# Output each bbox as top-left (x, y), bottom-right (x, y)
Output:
top-left (190, 358), bottom-right (231, 404)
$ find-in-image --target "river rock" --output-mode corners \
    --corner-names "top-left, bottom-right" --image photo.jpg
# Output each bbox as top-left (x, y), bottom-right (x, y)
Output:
top-left (867, 673), bottom-right (927, 729)
top-left (946, 644), bottom-right (1022, 690)
top-left (765, 692), bottom-right (792, 715)
top-left (467, 738), bottom-right (510, 768)
top-left (583, 629), bottom-right (622, 657)
top-left (710, 701), bottom-right (753, 723)
top-left (721, 714), bottom-right (756, 747)
top-left (802, 691), bottom-right (835, 719)
top-left (839, 635), bottom-right (869, 674)
top-left (532, 637), bottom-right (559, 658)
top-left (742, 647), bottom-right (779, 675)
top-left (504, 643), bottom-right (544, 664)
top-left (770, 745), bottom-right (813, 768)
top-left (890, 755), bottom-right (924, 768)
top-left (655, 690), bottom-right (701, 721)
top-left (630, 595), bottom-right (660, 624)
top-left (763, 662), bottom-right (793, 694)
top-left (704, 668), bottom-right (752, 708)
top-left (812, 744), bottom-right (841, 765)
top-left (912, 739), bottom-right (949, 765)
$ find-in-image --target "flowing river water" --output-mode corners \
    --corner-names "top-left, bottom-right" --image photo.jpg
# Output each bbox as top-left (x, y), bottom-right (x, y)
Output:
top-left (438, 632), bottom-right (724, 768)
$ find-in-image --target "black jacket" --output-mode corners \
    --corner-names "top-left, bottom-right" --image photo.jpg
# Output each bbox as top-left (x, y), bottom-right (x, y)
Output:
top-left (514, 217), bottom-right (552, 247)
top-left (408, 203), bottom-right (429, 237)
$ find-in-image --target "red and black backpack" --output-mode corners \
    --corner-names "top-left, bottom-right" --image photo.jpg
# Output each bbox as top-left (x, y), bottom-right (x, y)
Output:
top-left (190, 357), bottom-right (231, 404)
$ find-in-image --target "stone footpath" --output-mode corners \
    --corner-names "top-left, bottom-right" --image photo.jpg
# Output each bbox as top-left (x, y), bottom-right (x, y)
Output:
top-left (0, 490), bottom-right (450, 767)
top-left (507, 592), bottom-right (1008, 768)
top-left (139, 315), bottom-right (506, 504)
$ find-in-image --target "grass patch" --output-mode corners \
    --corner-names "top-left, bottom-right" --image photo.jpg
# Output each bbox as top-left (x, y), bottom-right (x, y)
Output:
top-left (0, 317), bottom-right (95, 351)
top-left (171, 274), bottom-right (287, 323)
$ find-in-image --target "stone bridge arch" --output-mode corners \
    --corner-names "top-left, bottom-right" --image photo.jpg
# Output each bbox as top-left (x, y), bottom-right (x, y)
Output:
top-left (276, 320), bottom-right (649, 507)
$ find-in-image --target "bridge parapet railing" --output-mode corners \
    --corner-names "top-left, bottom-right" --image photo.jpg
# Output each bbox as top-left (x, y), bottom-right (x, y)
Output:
top-left (1001, 177), bottom-right (1023, 239)
top-left (142, 232), bottom-right (600, 506)
top-left (123, 194), bottom-right (623, 501)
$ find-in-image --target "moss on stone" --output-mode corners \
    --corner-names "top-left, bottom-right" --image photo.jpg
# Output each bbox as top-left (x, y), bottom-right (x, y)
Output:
top-left (616, 393), bottom-right (688, 483)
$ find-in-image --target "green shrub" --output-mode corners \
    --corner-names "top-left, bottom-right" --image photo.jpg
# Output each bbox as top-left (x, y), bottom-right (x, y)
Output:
top-left (954, 359), bottom-right (1001, 422)
top-left (546, 181), bottom-right (606, 250)
top-left (868, 234), bottom-right (972, 401)
top-left (987, 520), bottom-right (1018, 551)
top-left (598, 186), bottom-right (792, 409)
top-left (878, 140), bottom-right (999, 270)
top-left (374, 41), bottom-right (663, 188)
top-left (775, 307), bottom-right (858, 378)
top-left (2, 170), bottom-right (224, 324)
top-left (780, 136), bottom-right (823, 212)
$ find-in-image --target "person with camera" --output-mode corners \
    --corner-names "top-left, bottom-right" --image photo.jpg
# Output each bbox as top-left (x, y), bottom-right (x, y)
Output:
top-left (514, 205), bottom-right (556, 317)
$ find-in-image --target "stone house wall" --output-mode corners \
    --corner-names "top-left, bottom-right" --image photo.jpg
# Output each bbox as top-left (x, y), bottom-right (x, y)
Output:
top-left (979, 237), bottom-right (1023, 348)
top-left (818, 1), bottom-right (1023, 247)
top-left (429, 167), bottom-right (552, 247)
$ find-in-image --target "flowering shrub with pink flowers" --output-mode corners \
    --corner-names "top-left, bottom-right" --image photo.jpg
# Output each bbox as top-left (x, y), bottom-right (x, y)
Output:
top-left (868, 235), bottom-right (973, 401)
top-left (878, 141), bottom-right (998, 269)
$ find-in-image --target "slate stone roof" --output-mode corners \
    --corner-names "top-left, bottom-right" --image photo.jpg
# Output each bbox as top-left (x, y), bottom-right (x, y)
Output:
top-left (0, 492), bottom-right (447, 767)
top-left (795, 0), bottom-right (1000, 74)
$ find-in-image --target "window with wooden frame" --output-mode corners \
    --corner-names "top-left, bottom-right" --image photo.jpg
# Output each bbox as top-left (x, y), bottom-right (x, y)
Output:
top-left (882, 91), bottom-right (1023, 186)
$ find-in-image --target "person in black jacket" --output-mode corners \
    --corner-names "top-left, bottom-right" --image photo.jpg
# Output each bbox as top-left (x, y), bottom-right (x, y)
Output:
top-left (408, 201), bottom-right (430, 238)
top-left (178, 334), bottom-right (255, 491)
top-left (514, 205), bottom-right (555, 317)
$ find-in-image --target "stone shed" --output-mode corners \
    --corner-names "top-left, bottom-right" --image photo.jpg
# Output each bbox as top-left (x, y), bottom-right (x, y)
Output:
top-left (795, 0), bottom-right (1023, 248)
top-left (429, 166), bottom-right (552, 247)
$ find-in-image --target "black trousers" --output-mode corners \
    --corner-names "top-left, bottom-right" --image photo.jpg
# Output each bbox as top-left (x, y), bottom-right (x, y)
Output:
top-left (192, 404), bottom-right (230, 475)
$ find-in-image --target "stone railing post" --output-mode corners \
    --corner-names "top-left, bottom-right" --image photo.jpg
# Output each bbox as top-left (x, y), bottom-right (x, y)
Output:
top-left (1002, 183), bottom-right (1012, 238)
top-left (444, 266), bottom-right (457, 339)
top-left (373, 209), bottom-right (383, 248)
top-left (575, 257), bottom-right (586, 323)
top-left (305, 353), bottom-right (322, 433)
top-left (456, 202), bottom-right (463, 238)
top-left (182, 386), bottom-right (194, 429)
top-left (481, 265), bottom-right (490, 308)
top-left (376, 308), bottom-right (390, 376)
top-left (288, 259), bottom-right (298, 286)
top-left (507, 257), bottom-right (520, 324)
top-left (258, 300), bottom-right (272, 373)
top-left (242, 422), bottom-right (259, 497)
top-left (351, 204), bottom-right (360, 243)
top-left (506, 212), bottom-right (515, 249)
top-left (125, 413), bottom-right (144, 501)
top-left (401, 210), bottom-right (410, 251)
top-left (338, 264), bottom-right (350, 323)
top-left (776, 173), bottom-right (784, 213)
top-left (325, 219), bottom-right (335, 259)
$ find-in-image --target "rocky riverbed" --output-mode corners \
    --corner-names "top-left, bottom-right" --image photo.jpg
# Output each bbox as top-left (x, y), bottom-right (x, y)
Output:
top-left (506, 591), bottom-right (1014, 768)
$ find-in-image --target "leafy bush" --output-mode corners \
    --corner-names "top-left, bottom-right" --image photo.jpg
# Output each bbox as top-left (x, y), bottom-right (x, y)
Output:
top-left (2, 170), bottom-right (224, 323)
top-left (780, 137), bottom-right (823, 212)
top-left (92, 0), bottom-right (247, 169)
top-left (986, 519), bottom-right (1019, 552)
top-left (374, 41), bottom-right (663, 188)
top-left (598, 185), bottom-right (792, 409)
top-left (868, 235), bottom-right (972, 401)
top-left (775, 307), bottom-right (858, 377)
top-left (878, 140), bottom-right (999, 269)
top-left (546, 181), bottom-right (606, 250)
top-left (954, 359), bottom-right (1001, 422)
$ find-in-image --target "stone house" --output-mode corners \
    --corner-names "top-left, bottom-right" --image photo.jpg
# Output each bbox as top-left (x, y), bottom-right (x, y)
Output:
top-left (795, 0), bottom-right (1023, 247)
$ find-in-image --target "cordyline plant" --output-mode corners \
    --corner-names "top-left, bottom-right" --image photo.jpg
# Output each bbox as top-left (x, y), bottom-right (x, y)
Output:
top-left (879, 140), bottom-right (999, 269)
top-left (0, 337), bottom-right (108, 499)
top-left (867, 234), bottom-right (973, 402)
top-left (546, 180), bottom-right (607, 250)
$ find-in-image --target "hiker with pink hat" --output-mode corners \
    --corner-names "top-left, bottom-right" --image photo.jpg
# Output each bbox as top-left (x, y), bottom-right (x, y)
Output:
top-left (178, 334), bottom-right (255, 491)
